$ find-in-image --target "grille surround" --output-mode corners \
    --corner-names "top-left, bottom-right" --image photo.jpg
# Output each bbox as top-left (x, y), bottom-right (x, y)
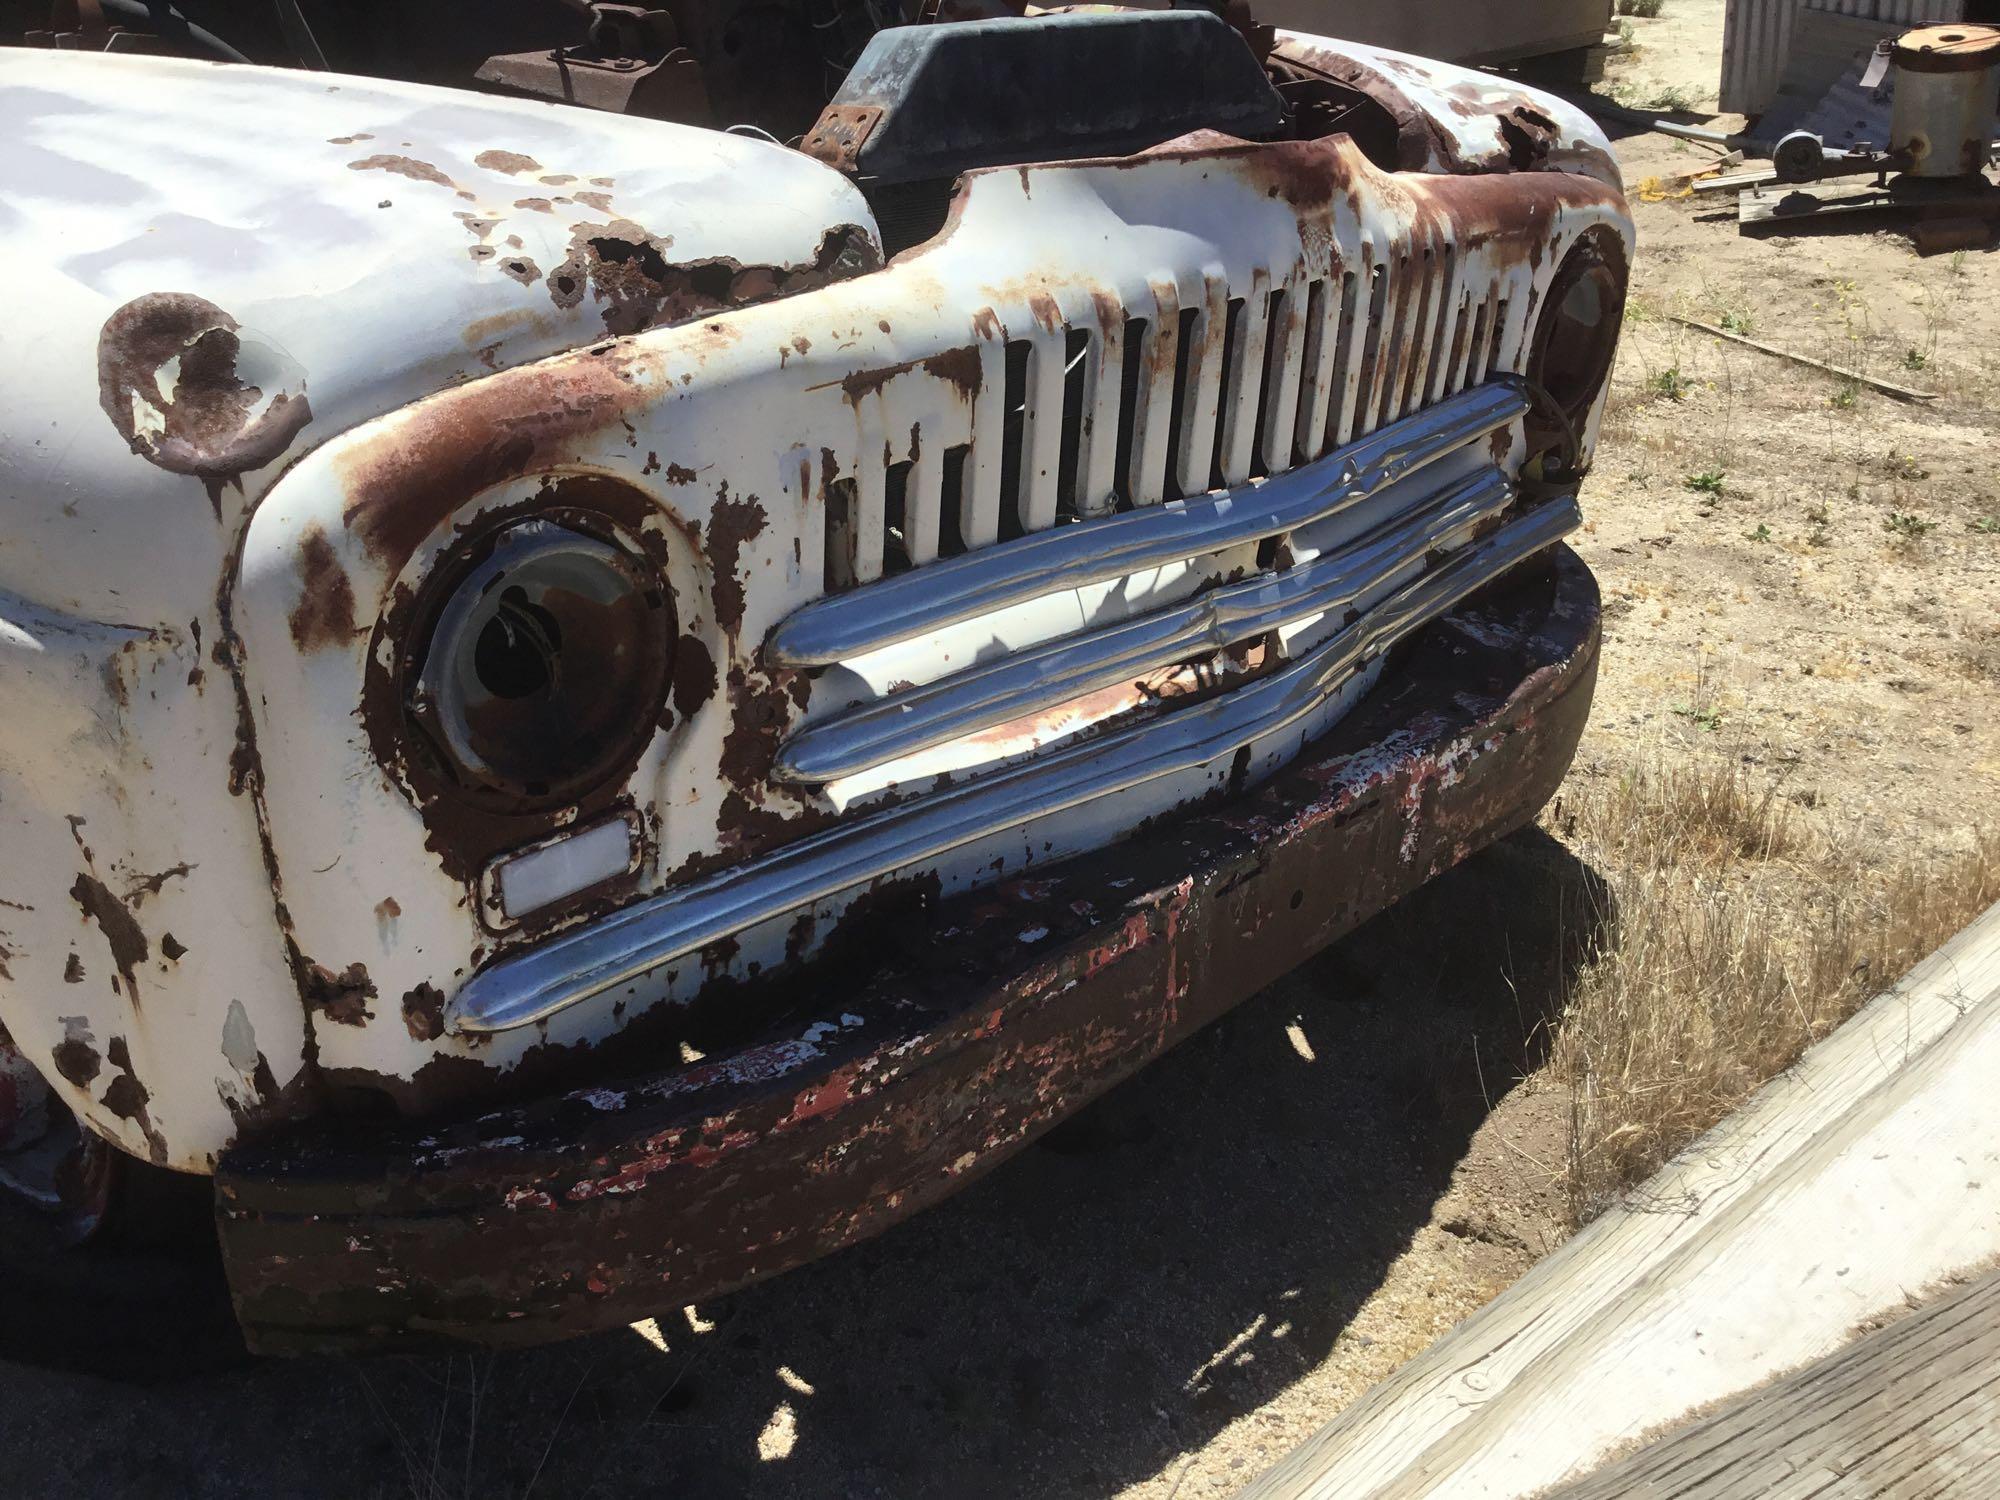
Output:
top-left (818, 184), bottom-right (1528, 596)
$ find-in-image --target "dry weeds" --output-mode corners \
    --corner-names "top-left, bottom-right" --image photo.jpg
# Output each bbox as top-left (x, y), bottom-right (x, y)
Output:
top-left (1547, 760), bottom-right (2000, 1225)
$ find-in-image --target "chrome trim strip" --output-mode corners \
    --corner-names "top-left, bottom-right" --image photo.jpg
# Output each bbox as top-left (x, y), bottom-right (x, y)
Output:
top-left (768, 379), bottom-right (1529, 668)
top-left (775, 466), bottom-right (1517, 785)
top-left (448, 495), bottom-right (1580, 1035)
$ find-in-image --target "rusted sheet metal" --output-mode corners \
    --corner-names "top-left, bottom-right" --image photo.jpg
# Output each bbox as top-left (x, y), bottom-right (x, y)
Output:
top-left (229, 119), bottom-right (1625, 1114)
top-left (217, 546), bottom-right (1599, 1355)
top-left (1723, 0), bottom-right (1803, 117)
top-left (1269, 32), bottom-right (1623, 190)
top-left (3, 31), bottom-right (1626, 1177)
top-left (0, 591), bottom-right (310, 1171)
top-left (0, 50), bottom-right (877, 1170)
top-left (0, 49), bottom-right (875, 615)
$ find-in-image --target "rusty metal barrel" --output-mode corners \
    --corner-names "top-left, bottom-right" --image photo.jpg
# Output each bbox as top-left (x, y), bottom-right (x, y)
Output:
top-left (1890, 24), bottom-right (2000, 179)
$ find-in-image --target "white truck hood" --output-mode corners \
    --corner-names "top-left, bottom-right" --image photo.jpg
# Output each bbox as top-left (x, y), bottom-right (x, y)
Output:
top-left (0, 49), bottom-right (879, 616)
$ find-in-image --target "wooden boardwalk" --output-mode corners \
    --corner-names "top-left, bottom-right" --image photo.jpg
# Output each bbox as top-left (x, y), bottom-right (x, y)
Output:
top-left (1552, 1266), bottom-right (2000, 1499)
top-left (1240, 900), bottom-right (2000, 1499)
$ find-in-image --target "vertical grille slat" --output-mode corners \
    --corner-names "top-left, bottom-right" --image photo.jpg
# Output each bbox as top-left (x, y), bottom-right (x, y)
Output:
top-left (1444, 288), bottom-right (1478, 397)
top-left (1055, 326), bottom-right (1092, 522)
top-left (1111, 313), bottom-right (1147, 511)
top-left (962, 328), bottom-right (1009, 550)
top-left (906, 433), bottom-right (945, 567)
top-left (1217, 268), bottom-right (1271, 488)
top-left (823, 476), bottom-right (859, 592)
top-left (1373, 250), bottom-right (1420, 433)
top-left (1351, 259), bottom-right (1391, 442)
top-left (1174, 273), bottom-right (1231, 502)
top-left (1465, 290), bottom-right (1499, 386)
top-left (1079, 307), bottom-right (1125, 517)
top-left (1491, 279), bottom-right (1525, 376)
top-left (852, 447), bottom-right (887, 586)
top-left (882, 460), bottom-right (914, 575)
top-left (1020, 322), bottom-right (1069, 534)
top-left (996, 338), bottom-right (1032, 543)
top-left (1294, 275), bottom-right (1339, 463)
top-left (1423, 245), bottom-right (1462, 406)
top-left (1400, 242), bottom-right (1443, 419)
top-left (1262, 279), bottom-right (1308, 475)
top-left (1326, 268), bottom-right (1365, 449)
top-left (1163, 304), bottom-right (1203, 502)
top-left (1130, 279), bottom-right (1182, 507)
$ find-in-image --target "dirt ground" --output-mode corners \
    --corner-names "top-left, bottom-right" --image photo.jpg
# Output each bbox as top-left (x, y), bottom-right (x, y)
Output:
top-left (2, 4), bottom-right (1995, 1496)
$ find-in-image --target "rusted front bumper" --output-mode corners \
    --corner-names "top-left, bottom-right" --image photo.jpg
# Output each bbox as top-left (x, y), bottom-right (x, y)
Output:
top-left (216, 546), bottom-right (1599, 1356)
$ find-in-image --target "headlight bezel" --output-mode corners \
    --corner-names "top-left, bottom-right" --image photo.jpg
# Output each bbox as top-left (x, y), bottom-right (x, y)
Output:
top-left (1525, 225), bottom-right (1628, 447)
top-left (394, 502), bottom-right (677, 817)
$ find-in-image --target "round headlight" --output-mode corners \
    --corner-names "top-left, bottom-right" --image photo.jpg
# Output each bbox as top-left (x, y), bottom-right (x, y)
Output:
top-left (1527, 227), bottom-right (1627, 427)
top-left (406, 517), bottom-right (672, 807)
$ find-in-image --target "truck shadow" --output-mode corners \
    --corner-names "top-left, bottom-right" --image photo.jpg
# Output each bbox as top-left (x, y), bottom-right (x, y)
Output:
top-left (337, 822), bottom-right (1611, 1498)
top-left (0, 823), bottom-right (1610, 1499)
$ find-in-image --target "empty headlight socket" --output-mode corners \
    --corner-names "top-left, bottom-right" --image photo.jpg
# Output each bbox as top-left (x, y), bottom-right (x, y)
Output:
top-left (1524, 226), bottom-right (1628, 468)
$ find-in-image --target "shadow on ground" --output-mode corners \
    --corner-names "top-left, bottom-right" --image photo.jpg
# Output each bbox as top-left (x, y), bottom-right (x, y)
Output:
top-left (0, 827), bottom-right (1607, 1500)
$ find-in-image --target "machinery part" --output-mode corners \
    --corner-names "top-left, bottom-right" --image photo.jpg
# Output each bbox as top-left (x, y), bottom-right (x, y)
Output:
top-left (1890, 24), bottom-right (2000, 180)
top-left (802, 11), bottom-right (1285, 181)
top-left (1772, 129), bottom-right (1826, 184)
top-left (771, 381), bottom-right (1529, 667)
top-left (1766, 128), bottom-right (1914, 187)
top-left (475, 5), bottom-right (714, 123)
top-left (774, 466), bottom-right (1519, 785)
top-left (20, 0), bottom-right (251, 60)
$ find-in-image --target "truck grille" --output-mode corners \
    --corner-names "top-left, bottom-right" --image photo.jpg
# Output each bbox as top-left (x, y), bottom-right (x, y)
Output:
top-left (822, 242), bottom-right (1528, 591)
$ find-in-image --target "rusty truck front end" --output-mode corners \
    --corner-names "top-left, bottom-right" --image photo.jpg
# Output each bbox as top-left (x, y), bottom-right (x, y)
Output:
top-left (0, 10), bottom-right (1627, 1352)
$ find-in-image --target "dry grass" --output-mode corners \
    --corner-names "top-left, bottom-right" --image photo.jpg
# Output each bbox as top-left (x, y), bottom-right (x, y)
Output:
top-left (1546, 761), bottom-right (2000, 1225)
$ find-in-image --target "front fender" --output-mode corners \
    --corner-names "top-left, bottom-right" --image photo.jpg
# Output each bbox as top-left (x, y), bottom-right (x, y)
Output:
top-left (1271, 30), bottom-right (1624, 192)
top-left (0, 588), bottom-right (309, 1172)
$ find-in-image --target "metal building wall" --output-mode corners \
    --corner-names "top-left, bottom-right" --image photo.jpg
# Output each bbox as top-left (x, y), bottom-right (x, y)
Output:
top-left (1721, 0), bottom-right (1968, 115)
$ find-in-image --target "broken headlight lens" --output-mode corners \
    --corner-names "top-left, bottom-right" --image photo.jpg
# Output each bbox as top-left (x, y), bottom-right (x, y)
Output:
top-left (406, 517), bottom-right (672, 807)
top-left (1527, 227), bottom-right (1627, 429)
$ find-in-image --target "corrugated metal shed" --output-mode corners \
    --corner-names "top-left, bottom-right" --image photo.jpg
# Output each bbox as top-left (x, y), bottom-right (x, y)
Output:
top-left (1721, 0), bottom-right (1967, 116)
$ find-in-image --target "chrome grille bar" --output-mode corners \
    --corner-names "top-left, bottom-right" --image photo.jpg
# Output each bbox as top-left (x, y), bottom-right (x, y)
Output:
top-left (774, 466), bottom-right (1516, 786)
top-left (773, 378), bottom-right (1528, 669)
top-left (449, 494), bottom-right (1579, 1035)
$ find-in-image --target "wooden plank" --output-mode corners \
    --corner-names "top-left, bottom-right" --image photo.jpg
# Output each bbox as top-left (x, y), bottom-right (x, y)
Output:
top-left (1739, 180), bottom-right (2000, 227)
top-left (1549, 1266), bottom-right (2000, 1498)
top-left (1239, 900), bottom-right (2000, 1500)
top-left (1692, 166), bottom-right (1779, 195)
top-left (1668, 316), bottom-right (1937, 403)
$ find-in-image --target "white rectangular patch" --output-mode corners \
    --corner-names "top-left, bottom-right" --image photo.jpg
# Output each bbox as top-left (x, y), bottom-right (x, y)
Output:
top-left (490, 814), bottom-right (639, 922)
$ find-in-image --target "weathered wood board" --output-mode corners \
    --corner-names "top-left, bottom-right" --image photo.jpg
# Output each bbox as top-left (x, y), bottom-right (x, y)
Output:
top-left (1549, 1266), bottom-right (2000, 1499)
top-left (1239, 900), bottom-right (2000, 1500)
top-left (1739, 179), bottom-right (2000, 227)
